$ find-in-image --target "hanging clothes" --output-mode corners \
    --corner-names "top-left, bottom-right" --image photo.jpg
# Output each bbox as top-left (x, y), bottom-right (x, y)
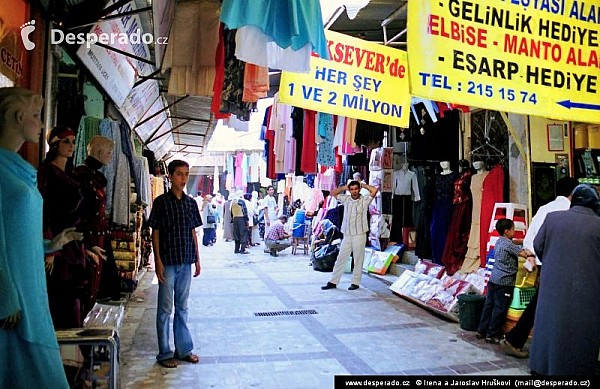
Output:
top-left (163, 0), bottom-right (220, 96)
top-left (461, 170), bottom-right (490, 273)
top-left (354, 120), bottom-right (386, 148)
top-left (316, 113), bottom-right (335, 167)
top-left (441, 170), bottom-right (473, 275)
top-left (220, 28), bottom-right (256, 120)
top-left (479, 164), bottom-right (504, 267)
top-left (242, 63), bottom-right (269, 102)
top-left (284, 105), bottom-right (296, 174)
top-left (301, 110), bottom-right (317, 173)
top-left (73, 116), bottom-right (101, 167)
top-left (220, 0), bottom-right (330, 72)
top-left (292, 107), bottom-right (304, 176)
top-left (390, 168), bottom-right (420, 242)
top-left (430, 171), bottom-right (458, 264)
top-left (234, 152), bottom-right (244, 188)
top-left (211, 24), bottom-right (230, 120)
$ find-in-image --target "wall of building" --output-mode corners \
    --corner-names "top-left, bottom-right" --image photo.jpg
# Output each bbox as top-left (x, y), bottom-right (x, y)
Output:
top-left (529, 116), bottom-right (571, 167)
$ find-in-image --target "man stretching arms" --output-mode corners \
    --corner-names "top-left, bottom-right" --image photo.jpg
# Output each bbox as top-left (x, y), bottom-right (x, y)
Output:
top-left (322, 180), bottom-right (378, 290)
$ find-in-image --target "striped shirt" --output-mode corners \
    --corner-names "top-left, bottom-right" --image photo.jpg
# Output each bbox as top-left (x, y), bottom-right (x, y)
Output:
top-left (489, 236), bottom-right (521, 286)
top-left (149, 191), bottom-right (202, 266)
top-left (336, 193), bottom-right (373, 235)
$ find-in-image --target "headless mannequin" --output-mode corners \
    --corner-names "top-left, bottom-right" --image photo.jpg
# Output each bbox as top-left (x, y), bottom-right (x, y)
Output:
top-left (391, 161), bottom-right (420, 241)
top-left (461, 160), bottom-right (489, 273)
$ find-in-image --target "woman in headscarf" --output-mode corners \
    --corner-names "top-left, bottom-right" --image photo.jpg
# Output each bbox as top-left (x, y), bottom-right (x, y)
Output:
top-left (250, 191), bottom-right (261, 245)
top-left (38, 126), bottom-right (87, 329)
top-left (243, 193), bottom-right (258, 247)
top-left (200, 195), bottom-right (216, 246)
top-left (529, 184), bottom-right (600, 375)
top-left (222, 194), bottom-right (234, 242)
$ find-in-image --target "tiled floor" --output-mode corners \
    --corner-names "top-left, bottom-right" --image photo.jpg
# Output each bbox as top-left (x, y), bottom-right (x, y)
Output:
top-left (119, 230), bottom-right (530, 388)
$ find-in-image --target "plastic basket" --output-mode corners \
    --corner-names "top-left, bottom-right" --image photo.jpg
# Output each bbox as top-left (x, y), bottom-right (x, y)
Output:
top-left (515, 258), bottom-right (538, 288)
top-left (507, 307), bottom-right (524, 321)
top-left (510, 287), bottom-right (536, 310)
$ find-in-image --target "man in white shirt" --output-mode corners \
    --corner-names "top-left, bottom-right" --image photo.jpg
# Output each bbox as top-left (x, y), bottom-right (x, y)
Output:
top-left (322, 180), bottom-right (378, 291)
top-left (262, 185), bottom-right (278, 253)
top-left (501, 177), bottom-right (579, 358)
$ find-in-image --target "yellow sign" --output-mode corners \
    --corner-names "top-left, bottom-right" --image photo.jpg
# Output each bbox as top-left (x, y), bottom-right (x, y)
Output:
top-left (279, 31), bottom-right (410, 127)
top-left (409, 0), bottom-right (600, 124)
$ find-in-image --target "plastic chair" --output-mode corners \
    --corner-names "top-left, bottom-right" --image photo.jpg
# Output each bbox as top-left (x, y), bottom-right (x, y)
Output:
top-left (488, 203), bottom-right (528, 233)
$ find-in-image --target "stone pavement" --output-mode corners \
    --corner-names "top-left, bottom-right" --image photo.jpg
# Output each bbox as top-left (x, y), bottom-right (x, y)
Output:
top-left (119, 231), bottom-right (530, 388)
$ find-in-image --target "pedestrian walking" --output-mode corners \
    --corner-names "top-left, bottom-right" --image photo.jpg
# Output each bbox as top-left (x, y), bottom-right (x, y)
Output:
top-left (500, 177), bottom-right (579, 358)
top-left (529, 184), bottom-right (600, 375)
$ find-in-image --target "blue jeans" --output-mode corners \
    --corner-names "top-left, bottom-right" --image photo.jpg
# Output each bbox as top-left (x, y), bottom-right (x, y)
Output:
top-left (156, 264), bottom-right (193, 361)
top-left (202, 227), bottom-right (214, 246)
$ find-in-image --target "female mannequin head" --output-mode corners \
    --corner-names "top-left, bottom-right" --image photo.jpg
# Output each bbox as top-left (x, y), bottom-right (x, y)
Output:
top-left (0, 87), bottom-right (44, 151)
top-left (439, 161), bottom-right (452, 175)
top-left (43, 125), bottom-right (75, 165)
top-left (473, 160), bottom-right (486, 172)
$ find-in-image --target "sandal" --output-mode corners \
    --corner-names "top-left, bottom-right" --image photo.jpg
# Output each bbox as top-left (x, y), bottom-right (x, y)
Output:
top-left (485, 337), bottom-right (501, 345)
top-left (158, 358), bottom-right (178, 368)
top-left (177, 353), bottom-right (200, 364)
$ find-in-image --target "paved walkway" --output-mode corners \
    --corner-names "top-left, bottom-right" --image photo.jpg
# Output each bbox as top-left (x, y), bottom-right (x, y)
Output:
top-left (119, 230), bottom-right (529, 388)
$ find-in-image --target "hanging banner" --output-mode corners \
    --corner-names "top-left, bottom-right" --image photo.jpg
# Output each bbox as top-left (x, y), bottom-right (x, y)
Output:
top-left (279, 31), bottom-right (410, 127)
top-left (409, 0), bottom-right (600, 124)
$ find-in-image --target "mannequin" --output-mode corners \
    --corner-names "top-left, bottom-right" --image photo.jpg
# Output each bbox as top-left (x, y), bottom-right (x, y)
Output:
top-left (74, 135), bottom-right (113, 315)
top-left (0, 86), bottom-right (82, 388)
top-left (390, 160), bottom-right (420, 242)
top-left (460, 160), bottom-right (489, 273)
top-left (430, 161), bottom-right (458, 263)
top-left (38, 126), bottom-right (87, 329)
top-left (441, 160), bottom-right (473, 274)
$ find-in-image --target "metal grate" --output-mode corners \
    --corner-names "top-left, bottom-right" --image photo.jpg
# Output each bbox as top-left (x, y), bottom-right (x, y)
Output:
top-left (254, 309), bottom-right (318, 317)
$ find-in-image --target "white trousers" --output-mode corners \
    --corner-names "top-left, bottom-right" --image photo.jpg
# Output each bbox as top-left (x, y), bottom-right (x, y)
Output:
top-left (329, 234), bottom-right (366, 286)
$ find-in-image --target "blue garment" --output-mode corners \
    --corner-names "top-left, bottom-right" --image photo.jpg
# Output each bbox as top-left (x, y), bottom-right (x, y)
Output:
top-left (316, 113), bottom-right (335, 167)
top-left (220, 0), bottom-right (330, 59)
top-left (156, 264), bottom-right (194, 361)
top-left (0, 148), bottom-right (68, 388)
top-left (149, 191), bottom-right (202, 266)
top-left (99, 118), bottom-right (117, 216)
top-left (430, 172), bottom-right (458, 264)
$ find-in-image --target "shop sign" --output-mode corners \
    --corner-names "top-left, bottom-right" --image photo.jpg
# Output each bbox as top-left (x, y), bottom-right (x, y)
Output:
top-left (76, 0), bottom-right (153, 107)
top-left (153, 0), bottom-right (176, 69)
top-left (0, 0), bottom-right (30, 85)
top-left (409, 0), bottom-right (600, 124)
top-left (279, 31), bottom-right (410, 127)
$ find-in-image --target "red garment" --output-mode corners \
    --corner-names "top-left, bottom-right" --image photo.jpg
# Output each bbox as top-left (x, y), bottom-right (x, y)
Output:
top-left (265, 129), bottom-right (276, 179)
top-left (301, 110), bottom-right (317, 173)
top-left (480, 165), bottom-right (504, 266)
top-left (211, 24), bottom-right (230, 120)
top-left (441, 170), bottom-right (473, 275)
